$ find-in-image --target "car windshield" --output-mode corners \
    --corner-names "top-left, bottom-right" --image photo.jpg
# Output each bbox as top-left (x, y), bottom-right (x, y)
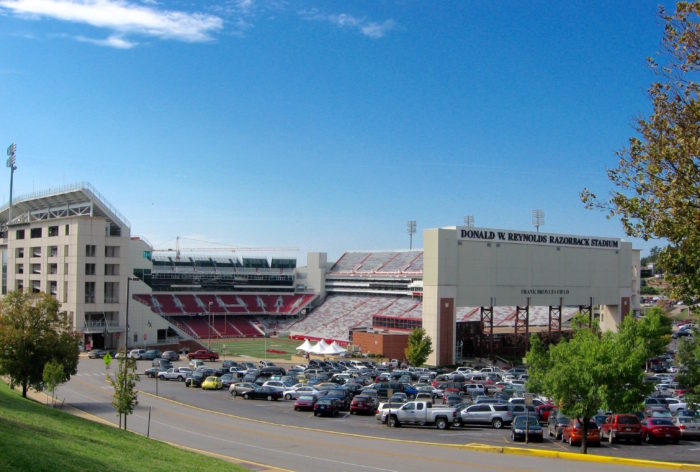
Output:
top-left (205, 376), bottom-right (217, 381)
top-left (514, 416), bottom-right (539, 427)
top-left (651, 419), bottom-right (674, 426)
top-left (298, 395), bottom-right (314, 401)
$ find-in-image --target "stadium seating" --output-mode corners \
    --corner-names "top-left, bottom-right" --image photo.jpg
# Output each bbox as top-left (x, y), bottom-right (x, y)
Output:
top-left (328, 251), bottom-right (423, 275)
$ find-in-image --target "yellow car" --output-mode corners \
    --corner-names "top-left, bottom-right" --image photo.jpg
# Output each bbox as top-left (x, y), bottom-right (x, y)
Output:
top-left (201, 376), bottom-right (223, 390)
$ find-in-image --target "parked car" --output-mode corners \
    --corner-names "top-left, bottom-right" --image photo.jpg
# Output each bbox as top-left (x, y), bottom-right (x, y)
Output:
top-left (242, 386), bottom-right (283, 401)
top-left (641, 418), bottom-right (681, 443)
top-left (144, 367), bottom-right (166, 378)
top-left (547, 414), bottom-right (570, 440)
top-left (536, 404), bottom-right (557, 424)
top-left (294, 395), bottom-right (317, 411)
top-left (511, 415), bottom-right (543, 442)
top-left (141, 350), bottom-right (162, 361)
top-left (128, 349), bottom-right (146, 359)
top-left (314, 398), bottom-right (341, 417)
top-left (201, 376), bottom-right (223, 390)
top-left (261, 380), bottom-right (287, 393)
top-left (219, 373), bottom-right (237, 388)
top-left (161, 351), bottom-right (180, 361)
top-left (673, 416), bottom-right (700, 439)
top-left (386, 400), bottom-right (458, 429)
top-left (229, 382), bottom-right (257, 397)
top-left (189, 359), bottom-right (205, 370)
top-left (187, 349), bottom-right (219, 361)
top-left (458, 403), bottom-right (512, 429)
top-left (350, 395), bottom-right (378, 415)
top-left (463, 384), bottom-right (485, 398)
top-left (600, 414), bottom-right (643, 444)
top-left (152, 358), bottom-right (172, 369)
top-left (389, 392), bottom-right (408, 404)
top-left (88, 349), bottom-right (108, 359)
top-left (158, 368), bottom-right (188, 381)
top-left (562, 419), bottom-right (601, 447)
top-left (185, 370), bottom-right (208, 388)
top-left (375, 402), bottom-right (405, 423)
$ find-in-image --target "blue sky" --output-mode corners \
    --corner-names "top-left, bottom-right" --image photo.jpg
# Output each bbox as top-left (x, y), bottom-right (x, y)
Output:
top-left (0, 1), bottom-right (673, 263)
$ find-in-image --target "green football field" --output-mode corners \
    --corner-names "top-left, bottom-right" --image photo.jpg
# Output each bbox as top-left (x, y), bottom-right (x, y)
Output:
top-left (208, 337), bottom-right (302, 360)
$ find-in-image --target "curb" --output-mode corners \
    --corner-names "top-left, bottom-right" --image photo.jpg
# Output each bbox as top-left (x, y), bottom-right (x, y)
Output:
top-left (461, 443), bottom-right (699, 470)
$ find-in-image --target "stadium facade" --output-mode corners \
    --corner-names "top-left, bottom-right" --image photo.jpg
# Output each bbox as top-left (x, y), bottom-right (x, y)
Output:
top-left (0, 183), bottom-right (640, 365)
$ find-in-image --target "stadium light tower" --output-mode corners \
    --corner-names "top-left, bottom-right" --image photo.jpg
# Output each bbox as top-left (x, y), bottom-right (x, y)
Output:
top-left (532, 209), bottom-right (544, 233)
top-left (464, 215), bottom-right (474, 228)
top-left (407, 220), bottom-right (417, 250)
top-left (6, 143), bottom-right (17, 222)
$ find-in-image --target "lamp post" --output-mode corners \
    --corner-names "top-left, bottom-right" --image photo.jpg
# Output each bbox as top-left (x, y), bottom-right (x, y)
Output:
top-left (6, 143), bottom-right (17, 222)
top-left (208, 301), bottom-right (213, 350)
top-left (407, 220), bottom-right (416, 250)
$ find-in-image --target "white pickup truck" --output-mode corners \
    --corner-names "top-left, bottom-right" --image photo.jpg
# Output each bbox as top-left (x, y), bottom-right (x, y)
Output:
top-left (158, 367), bottom-right (189, 381)
top-left (386, 401), bottom-right (458, 430)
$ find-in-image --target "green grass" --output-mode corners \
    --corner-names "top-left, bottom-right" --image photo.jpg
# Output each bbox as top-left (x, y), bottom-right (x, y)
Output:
top-left (0, 381), bottom-right (248, 472)
top-left (209, 337), bottom-right (302, 360)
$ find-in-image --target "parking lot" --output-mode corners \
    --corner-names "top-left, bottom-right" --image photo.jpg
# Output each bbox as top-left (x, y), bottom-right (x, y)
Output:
top-left (70, 358), bottom-right (700, 467)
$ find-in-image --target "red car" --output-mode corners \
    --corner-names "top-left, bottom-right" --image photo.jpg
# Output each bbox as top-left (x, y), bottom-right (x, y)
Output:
top-left (640, 418), bottom-right (681, 444)
top-left (600, 414), bottom-right (642, 444)
top-left (350, 395), bottom-right (377, 415)
top-left (187, 349), bottom-right (219, 361)
top-left (562, 419), bottom-right (601, 447)
top-left (294, 395), bottom-right (316, 411)
top-left (536, 404), bottom-right (557, 423)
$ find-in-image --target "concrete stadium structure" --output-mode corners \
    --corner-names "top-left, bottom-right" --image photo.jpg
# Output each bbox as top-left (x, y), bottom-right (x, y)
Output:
top-left (0, 183), bottom-right (641, 365)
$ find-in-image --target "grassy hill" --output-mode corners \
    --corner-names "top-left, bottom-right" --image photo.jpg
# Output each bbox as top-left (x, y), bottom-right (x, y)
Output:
top-left (0, 381), bottom-right (247, 472)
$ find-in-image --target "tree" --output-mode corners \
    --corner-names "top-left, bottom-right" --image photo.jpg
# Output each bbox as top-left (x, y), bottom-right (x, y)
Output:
top-left (525, 312), bottom-right (671, 454)
top-left (675, 327), bottom-right (700, 410)
top-left (106, 354), bottom-right (139, 430)
top-left (0, 291), bottom-right (79, 398)
top-left (580, 2), bottom-right (700, 302)
top-left (404, 328), bottom-right (433, 367)
top-left (42, 360), bottom-right (65, 407)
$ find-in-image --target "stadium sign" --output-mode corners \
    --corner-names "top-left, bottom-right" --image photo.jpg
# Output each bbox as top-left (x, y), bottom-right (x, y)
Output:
top-left (457, 227), bottom-right (619, 250)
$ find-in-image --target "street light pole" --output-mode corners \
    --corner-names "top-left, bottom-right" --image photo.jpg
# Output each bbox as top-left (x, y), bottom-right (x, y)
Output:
top-left (208, 301), bottom-right (213, 350)
top-left (6, 143), bottom-right (17, 223)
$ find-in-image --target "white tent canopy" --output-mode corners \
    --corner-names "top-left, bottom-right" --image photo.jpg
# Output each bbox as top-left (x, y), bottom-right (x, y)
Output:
top-left (296, 339), bottom-right (313, 352)
top-left (308, 341), bottom-right (326, 355)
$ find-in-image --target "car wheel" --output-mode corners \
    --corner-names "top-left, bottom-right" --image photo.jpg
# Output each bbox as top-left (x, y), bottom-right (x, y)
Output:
top-left (243, 394), bottom-right (249, 399)
top-left (294, 407), bottom-right (299, 411)
top-left (492, 418), bottom-right (503, 429)
top-left (511, 432), bottom-right (516, 441)
top-left (388, 416), bottom-right (400, 428)
top-left (608, 431), bottom-right (615, 444)
top-left (210, 357), bottom-right (216, 361)
top-left (436, 418), bottom-right (448, 430)
top-left (314, 412), bottom-right (318, 417)
top-left (285, 394), bottom-right (292, 400)
top-left (568, 436), bottom-right (573, 446)
top-left (645, 432), bottom-right (651, 443)
top-left (267, 395), bottom-right (273, 401)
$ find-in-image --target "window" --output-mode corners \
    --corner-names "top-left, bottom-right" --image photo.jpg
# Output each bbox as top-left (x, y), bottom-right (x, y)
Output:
top-left (15, 248), bottom-right (24, 258)
top-left (15, 264), bottom-right (23, 274)
top-left (49, 281), bottom-right (57, 297)
top-left (48, 246), bottom-right (58, 257)
top-left (85, 263), bottom-right (96, 275)
top-left (104, 264), bottom-right (119, 276)
top-left (85, 245), bottom-right (96, 257)
top-left (49, 263), bottom-right (58, 275)
top-left (15, 229), bottom-right (25, 240)
top-left (65, 224), bottom-right (70, 235)
top-left (31, 263), bottom-right (41, 274)
top-left (104, 282), bottom-right (119, 303)
top-left (64, 263), bottom-right (68, 274)
top-left (64, 283), bottom-right (68, 303)
top-left (31, 247), bottom-right (41, 257)
top-left (31, 280), bottom-right (40, 293)
top-left (84, 282), bottom-right (95, 303)
top-left (30, 228), bottom-right (42, 238)
top-left (16, 280), bottom-right (23, 292)
top-left (48, 226), bottom-right (59, 237)
top-left (105, 246), bottom-right (120, 258)
top-left (64, 245), bottom-right (69, 257)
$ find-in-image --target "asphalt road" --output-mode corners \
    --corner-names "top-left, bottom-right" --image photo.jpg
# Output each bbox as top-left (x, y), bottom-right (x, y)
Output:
top-left (56, 358), bottom-right (700, 472)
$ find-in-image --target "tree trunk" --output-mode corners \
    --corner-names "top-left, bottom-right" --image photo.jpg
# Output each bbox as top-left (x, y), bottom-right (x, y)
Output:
top-left (22, 381), bottom-right (28, 398)
top-left (581, 417), bottom-right (588, 454)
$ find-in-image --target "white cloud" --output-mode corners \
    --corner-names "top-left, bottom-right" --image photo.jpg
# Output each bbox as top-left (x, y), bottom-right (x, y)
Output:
top-left (75, 33), bottom-right (135, 48)
top-left (0, 0), bottom-right (224, 43)
top-left (299, 8), bottom-right (395, 39)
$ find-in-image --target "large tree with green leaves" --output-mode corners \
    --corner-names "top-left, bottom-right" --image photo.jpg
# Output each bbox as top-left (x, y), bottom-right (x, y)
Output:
top-left (526, 311), bottom-right (671, 454)
top-left (0, 291), bottom-right (80, 397)
top-left (404, 328), bottom-right (433, 367)
top-left (581, 2), bottom-right (700, 302)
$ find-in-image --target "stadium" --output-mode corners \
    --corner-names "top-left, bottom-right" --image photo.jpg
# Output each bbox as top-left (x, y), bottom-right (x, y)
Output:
top-left (0, 183), bottom-right (641, 365)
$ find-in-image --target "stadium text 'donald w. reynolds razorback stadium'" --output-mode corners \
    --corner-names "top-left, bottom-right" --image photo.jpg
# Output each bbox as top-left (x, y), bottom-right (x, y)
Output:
top-left (0, 183), bottom-right (640, 365)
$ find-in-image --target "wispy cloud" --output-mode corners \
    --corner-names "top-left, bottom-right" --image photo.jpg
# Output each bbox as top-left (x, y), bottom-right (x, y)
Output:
top-left (299, 8), bottom-right (396, 39)
top-left (0, 0), bottom-right (224, 46)
top-left (75, 33), bottom-right (135, 48)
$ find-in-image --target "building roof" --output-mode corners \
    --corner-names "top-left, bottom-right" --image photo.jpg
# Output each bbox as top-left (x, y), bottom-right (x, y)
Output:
top-left (0, 182), bottom-right (130, 229)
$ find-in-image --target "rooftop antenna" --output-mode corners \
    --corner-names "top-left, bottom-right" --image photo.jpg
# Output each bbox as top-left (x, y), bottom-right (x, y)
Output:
top-left (532, 209), bottom-right (544, 233)
top-left (407, 220), bottom-right (416, 250)
top-left (464, 215), bottom-right (474, 228)
top-left (6, 143), bottom-right (17, 223)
